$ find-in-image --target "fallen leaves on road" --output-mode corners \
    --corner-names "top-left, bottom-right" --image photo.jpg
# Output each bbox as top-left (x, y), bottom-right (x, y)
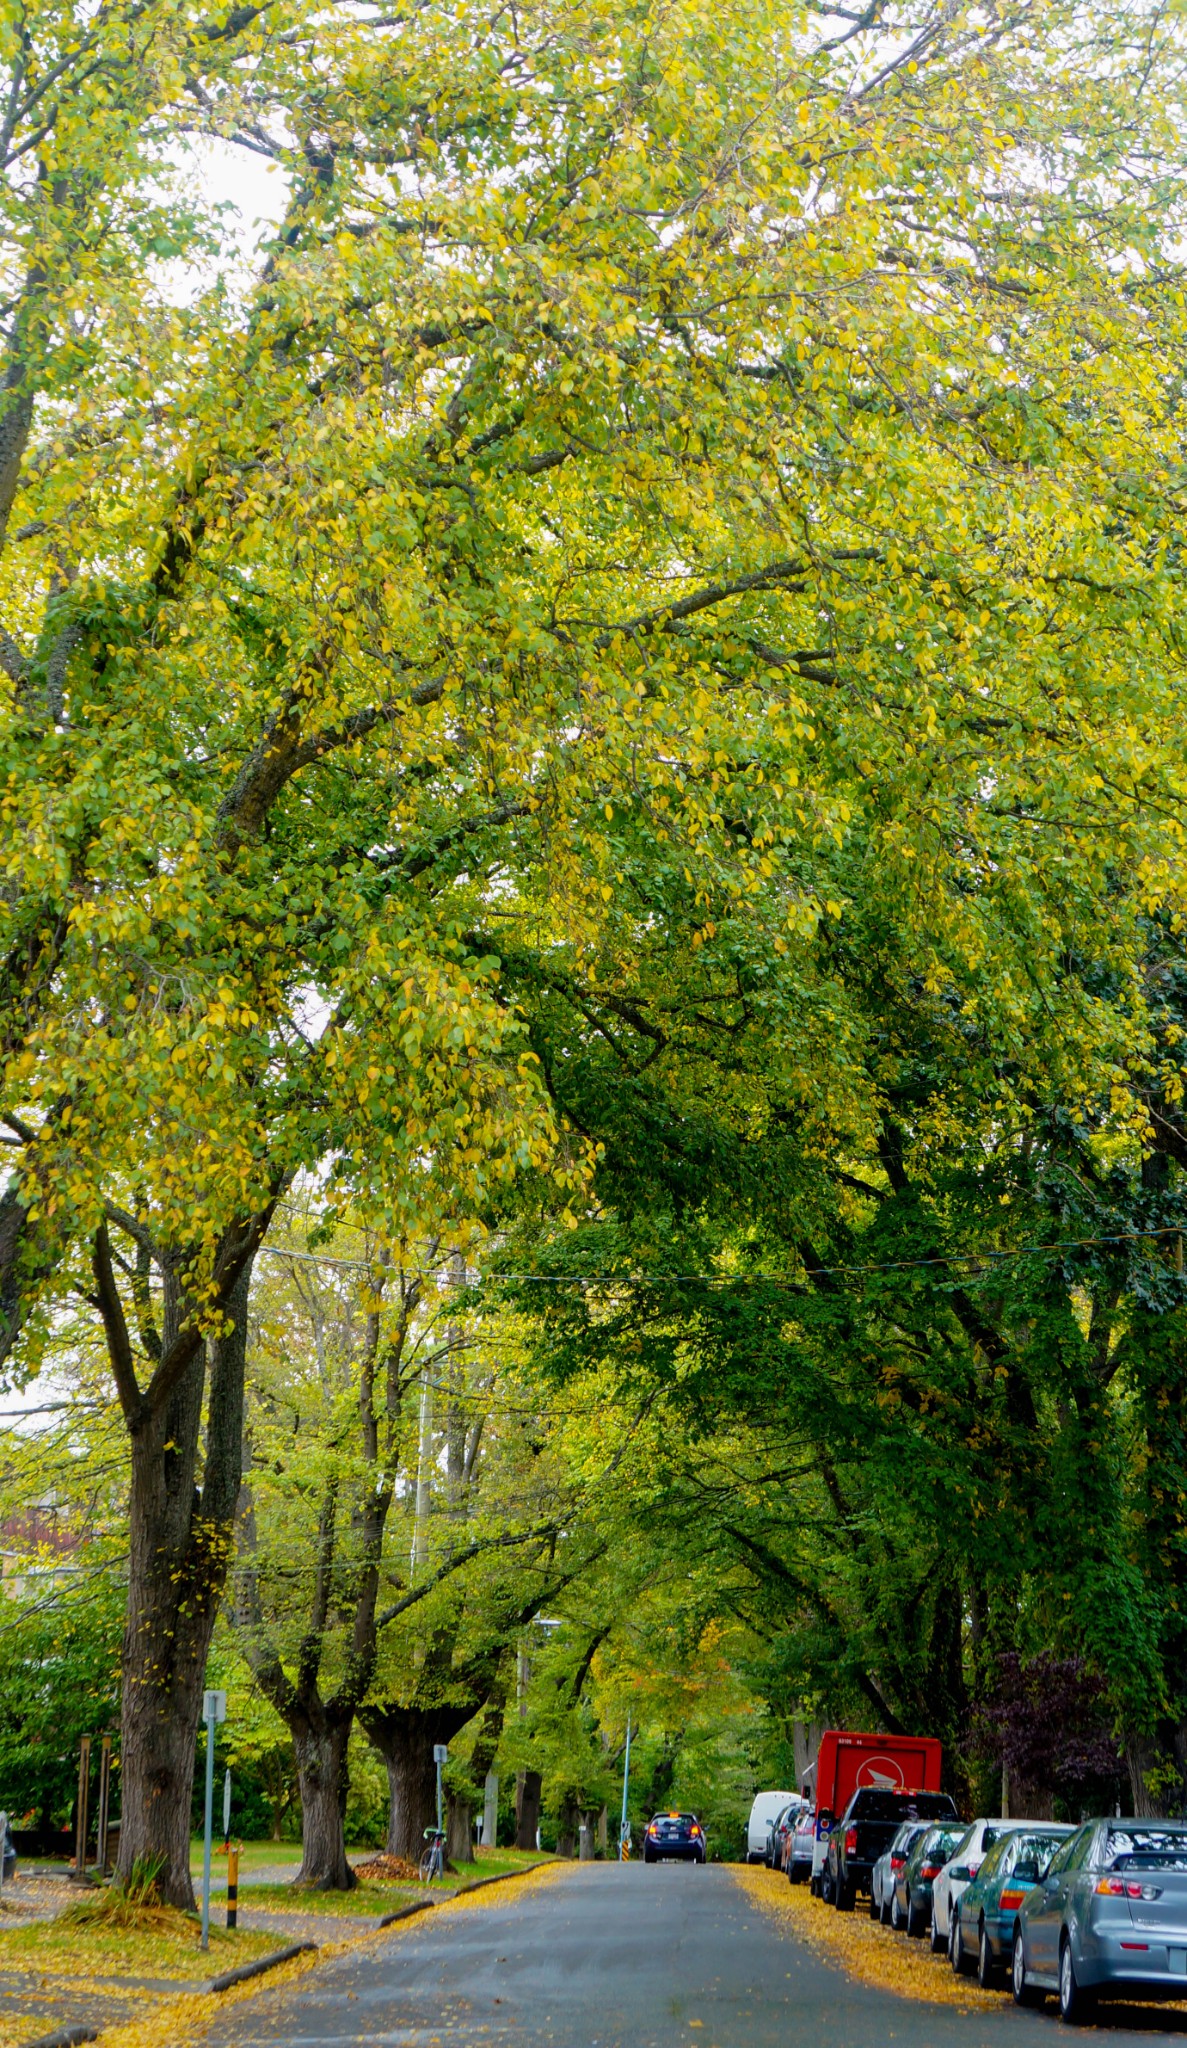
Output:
top-left (448, 1862), bottom-right (567, 1913)
top-left (733, 1867), bottom-right (1021, 2014)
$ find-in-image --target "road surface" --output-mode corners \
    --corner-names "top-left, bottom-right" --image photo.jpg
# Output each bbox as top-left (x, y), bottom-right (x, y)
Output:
top-left (200, 1862), bottom-right (1187, 2048)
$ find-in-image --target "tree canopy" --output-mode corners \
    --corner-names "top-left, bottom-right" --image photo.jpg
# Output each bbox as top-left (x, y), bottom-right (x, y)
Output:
top-left (3, 0), bottom-right (1187, 1889)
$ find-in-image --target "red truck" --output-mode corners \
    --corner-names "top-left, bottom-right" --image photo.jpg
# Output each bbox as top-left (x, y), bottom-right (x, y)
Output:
top-left (809, 1729), bottom-right (946, 1895)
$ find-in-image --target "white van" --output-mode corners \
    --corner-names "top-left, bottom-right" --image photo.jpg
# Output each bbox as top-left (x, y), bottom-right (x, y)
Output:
top-left (746, 1790), bottom-right (795, 1863)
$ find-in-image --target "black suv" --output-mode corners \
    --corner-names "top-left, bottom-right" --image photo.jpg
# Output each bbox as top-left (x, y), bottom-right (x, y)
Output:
top-left (824, 1787), bottom-right (959, 1910)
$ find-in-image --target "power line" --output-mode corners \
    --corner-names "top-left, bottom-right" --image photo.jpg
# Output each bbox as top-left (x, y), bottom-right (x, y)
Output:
top-left (258, 1225), bottom-right (1187, 1287)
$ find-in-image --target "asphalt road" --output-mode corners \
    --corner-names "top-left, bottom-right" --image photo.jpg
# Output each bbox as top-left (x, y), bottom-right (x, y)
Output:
top-left (200, 1863), bottom-right (1187, 2048)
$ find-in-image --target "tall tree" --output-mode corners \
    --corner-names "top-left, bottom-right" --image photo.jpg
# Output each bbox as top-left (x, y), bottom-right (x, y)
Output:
top-left (6, 0), bottom-right (1187, 1898)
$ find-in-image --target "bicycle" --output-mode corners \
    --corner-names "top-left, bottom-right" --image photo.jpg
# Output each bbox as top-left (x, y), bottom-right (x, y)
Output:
top-left (420, 1825), bottom-right (446, 1885)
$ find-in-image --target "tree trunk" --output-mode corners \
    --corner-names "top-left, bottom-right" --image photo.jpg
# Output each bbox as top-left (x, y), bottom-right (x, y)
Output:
top-left (1127, 1734), bottom-right (1163, 1818)
top-left (292, 1718), bottom-right (356, 1889)
top-left (115, 1261), bottom-right (253, 1908)
top-left (555, 1793), bottom-right (578, 1858)
top-left (515, 1769), bottom-right (542, 1850)
top-left (362, 1703), bottom-right (476, 1862)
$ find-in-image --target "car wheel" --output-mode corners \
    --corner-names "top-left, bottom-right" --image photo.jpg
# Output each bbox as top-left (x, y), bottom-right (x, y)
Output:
top-left (1012, 1933), bottom-right (1045, 2008)
top-left (1058, 1937), bottom-right (1095, 2025)
top-left (907, 1894), bottom-right (925, 1939)
top-left (977, 1923), bottom-right (999, 1989)
top-left (869, 1885), bottom-right (881, 1921)
top-left (930, 1906), bottom-right (946, 1954)
top-left (836, 1878), bottom-right (854, 1912)
top-left (890, 1887), bottom-right (905, 1931)
top-left (810, 1873), bottom-right (821, 1898)
top-left (952, 1913), bottom-right (974, 1976)
top-left (821, 1866), bottom-right (834, 1905)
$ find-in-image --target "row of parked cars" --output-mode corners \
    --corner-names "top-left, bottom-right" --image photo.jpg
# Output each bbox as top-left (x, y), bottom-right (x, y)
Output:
top-left (760, 1787), bottom-right (1187, 2023)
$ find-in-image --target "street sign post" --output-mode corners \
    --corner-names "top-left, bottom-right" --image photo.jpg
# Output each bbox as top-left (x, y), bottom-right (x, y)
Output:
top-left (223, 1767), bottom-right (232, 1850)
top-left (432, 1743), bottom-right (448, 1835)
top-left (200, 1690), bottom-right (227, 1953)
top-left (619, 1717), bottom-right (632, 1861)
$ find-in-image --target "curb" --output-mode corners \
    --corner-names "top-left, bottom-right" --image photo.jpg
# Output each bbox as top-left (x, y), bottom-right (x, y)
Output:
top-left (21, 1866), bottom-right (552, 2046)
top-left (451, 1861), bottom-right (552, 1900)
top-left (376, 1897), bottom-right (437, 1929)
top-left (24, 2029), bottom-right (99, 2048)
top-left (205, 1939), bottom-right (317, 1993)
top-left (373, 1860), bottom-right (552, 1930)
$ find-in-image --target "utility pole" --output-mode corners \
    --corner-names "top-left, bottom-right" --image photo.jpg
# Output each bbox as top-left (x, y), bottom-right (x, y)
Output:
top-left (200, 1690), bottom-right (226, 1953)
top-left (433, 1743), bottom-right (448, 1834)
top-left (71, 1737), bottom-right (91, 1885)
top-left (619, 1717), bottom-right (632, 1860)
top-left (410, 1374), bottom-right (433, 1578)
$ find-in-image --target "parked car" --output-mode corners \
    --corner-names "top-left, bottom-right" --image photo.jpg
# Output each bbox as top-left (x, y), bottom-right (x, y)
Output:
top-left (952, 1824), bottom-right (1073, 1985)
top-left (824, 1786), bottom-right (959, 1910)
top-left (870, 1821), bottom-right (930, 1924)
top-left (788, 1807), bottom-right (816, 1884)
top-left (891, 1822), bottom-right (965, 1937)
top-left (746, 1790), bottom-right (795, 1864)
top-left (768, 1802), bottom-right (798, 1869)
top-left (931, 1819), bottom-right (1025, 1952)
top-left (1012, 1818), bottom-right (1187, 2022)
top-left (643, 1812), bottom-right (707, 1864)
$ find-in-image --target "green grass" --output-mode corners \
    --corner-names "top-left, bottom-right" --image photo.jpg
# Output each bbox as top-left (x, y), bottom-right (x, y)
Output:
top-left (199, 1845), bottom-right (552, 1915)
top-left (209, 1878), bottom-right (423, 1916)
top-left (0, 1912), bottom-right (275, 1984)
top-left (188, 1838), bottom-right (307, 1874)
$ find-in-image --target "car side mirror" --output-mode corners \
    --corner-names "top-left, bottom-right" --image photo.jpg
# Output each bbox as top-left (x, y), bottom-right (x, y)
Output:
top-left (1042, 1871), bottom-right (1059, 1890)
top-left (950, 1865), bottom-right (973, 1881)
top-left (1014, 1863), bottom-right (1039, 1884)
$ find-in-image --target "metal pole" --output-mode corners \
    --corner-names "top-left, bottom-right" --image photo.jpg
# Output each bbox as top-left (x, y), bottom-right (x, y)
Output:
top-left (223, 1768), bottom-right (232, 1852)
top-left (226, 1843), bottom-right (239, 1930)
top-left (96, 1736), bottom-right (112, 1876)
top-left (619, 1717), bottom-right (632, 1860)
top-left (73, 1736), bottom-right (91, 1884)
top-left (410, 1376), bottom-right (433, 1578)
top-left (201, 1707), bottom-right (215, 1952)
top-left (436, 1753), bottom-right (444, 1835)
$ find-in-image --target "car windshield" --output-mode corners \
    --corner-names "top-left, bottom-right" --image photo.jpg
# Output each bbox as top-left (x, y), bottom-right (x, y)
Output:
top-left (976, 1835), bottom-right (1011, 1880)
top-left (849, 1791), bottom-right (956, 1823)
top-left (653, 1814), bottom-right (697, 1826)
top-left (1107, 1828), bottom-right (1187, 1870)
top-left (1005, 1831), bottom-right (1066, 1872)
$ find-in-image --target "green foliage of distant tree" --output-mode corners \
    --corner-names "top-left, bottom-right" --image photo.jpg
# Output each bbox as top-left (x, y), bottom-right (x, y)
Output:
top-left (0, 1583), bottom-right (122, 1835)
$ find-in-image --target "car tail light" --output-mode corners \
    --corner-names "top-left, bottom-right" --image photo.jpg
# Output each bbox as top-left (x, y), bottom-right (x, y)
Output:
top-left (1121, 1942), bottom-right (1150, 1951)
top-left (690, 1826), bottom-right (702, 1838)
top-left (890, 1856), bottom-right (905, 1871)
top-left (647, 1825), bottom-right (659, 1838)
top-left (845, 1827), bottom-right (858, 1855)
top-left (1096, 1877), bottom-right (1163, 1900)
top-left (999, 1889), bottom-right (1026, 1910)
top-left (920, 1863), bottom-right (943, 1880)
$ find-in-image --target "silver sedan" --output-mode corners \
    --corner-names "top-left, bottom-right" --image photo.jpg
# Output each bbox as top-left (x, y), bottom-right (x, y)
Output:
top-left (1013, 1818), bottom-right (1187, 2023)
